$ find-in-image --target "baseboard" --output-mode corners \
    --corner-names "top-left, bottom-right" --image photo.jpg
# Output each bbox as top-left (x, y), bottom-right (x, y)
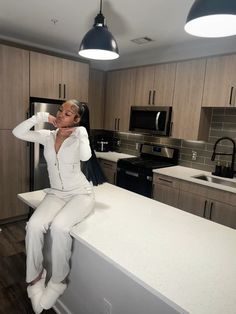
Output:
top-left (53, 299), bottom-right (73, 314)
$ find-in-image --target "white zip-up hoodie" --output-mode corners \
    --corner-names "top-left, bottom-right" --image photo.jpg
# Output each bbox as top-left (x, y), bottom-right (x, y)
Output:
top-left (12, 112), bottom-right (93, 196)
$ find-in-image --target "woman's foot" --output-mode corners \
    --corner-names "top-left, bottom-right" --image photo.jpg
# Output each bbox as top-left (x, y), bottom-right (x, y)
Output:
top-left (40, 279), bottom-right (67, 310)
top-left (27, 269), bottom-right (47, 314)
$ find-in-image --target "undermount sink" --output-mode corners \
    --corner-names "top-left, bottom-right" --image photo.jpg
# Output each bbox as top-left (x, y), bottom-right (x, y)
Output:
top-left (192, 175), bottom-right (236, 189)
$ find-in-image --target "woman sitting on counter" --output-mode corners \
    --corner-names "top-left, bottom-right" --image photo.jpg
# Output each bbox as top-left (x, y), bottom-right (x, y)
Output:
top-left (12, 99), bottom-right (105, 314)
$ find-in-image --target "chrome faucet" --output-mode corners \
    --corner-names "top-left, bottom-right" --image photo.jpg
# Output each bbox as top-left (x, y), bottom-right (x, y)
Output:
top-left (211, 137), bottom-right (236, 178)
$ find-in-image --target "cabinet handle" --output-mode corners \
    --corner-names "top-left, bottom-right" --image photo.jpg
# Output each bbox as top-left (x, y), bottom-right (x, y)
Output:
top-left (117, 118), bottom-right (120, 130)
top-left (148, 90), bottom-right (152, 105)
top-left (59, 84), bottom-right (62, 98)
top-left (103, 162), bottom-right (113, 167)
top-left (158, 177), bottom-right (173, 184)
top-left (203, 200), bottom-right (207, 218)
top-left (229, 86), bottom-right (234, 106)
top-left (152, 90), bottom-right (156, 105)
top-left (209, 202), bottom-right (213, 220)
top-left (63, 84), bottom-right (66, 99)
top-left (169, 122), bottom-right (173, 137)
top-left (114, 118), bottom-right (117, 130)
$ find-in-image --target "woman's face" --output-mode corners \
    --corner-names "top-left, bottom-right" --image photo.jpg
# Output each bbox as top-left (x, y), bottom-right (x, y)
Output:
top-left (56, 101), bottom-right (80, 128)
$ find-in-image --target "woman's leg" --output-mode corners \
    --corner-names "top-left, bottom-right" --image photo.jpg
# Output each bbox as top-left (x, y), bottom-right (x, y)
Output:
top-left (26, 194), bottom-right (66, 283)
top-left (50, 193), bottom-right (95, 283)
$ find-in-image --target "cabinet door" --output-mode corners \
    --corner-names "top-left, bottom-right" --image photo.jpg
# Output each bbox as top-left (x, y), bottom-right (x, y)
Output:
top-left (104, 69), bottom-right (136, 132)
top-left (209, 200), bottom-right (236, 229)
top-left (202, 54), bottom-right (236, 107)
top-left (134, 66), bottom-right (155, 105)
top-left (88, 69), bottom-right (105, 129)
top-left (153, 63), bottom-right (176, 106)
top-left (99, 159), bottom-right (117, 185)
top-left (104, 71), bottom-right (119, 131)
top-left (0, 131), bottom-right (29, 221)
top-left (30, 52), bottom-right (62, 99)
top-left (178, 190), bottom-right (207, 217)
top-left (171, 59), bottom-right (207, 140)
top-left (152, 174), bottom-right (179, 207)
top-left (0, 45), bottom-right (29, 128)
top-left (153, 183), bottom-right (179, 207)
top-left (62, 59), bottom-right (89, 102)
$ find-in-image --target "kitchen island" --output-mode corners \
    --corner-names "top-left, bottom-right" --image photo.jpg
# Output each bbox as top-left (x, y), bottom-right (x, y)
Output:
top-left (18, 183), bottom-right (236, 314)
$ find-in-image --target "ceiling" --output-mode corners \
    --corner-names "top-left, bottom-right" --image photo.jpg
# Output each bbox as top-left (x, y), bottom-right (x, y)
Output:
top-left (0, 0), bottom-right (236, 70)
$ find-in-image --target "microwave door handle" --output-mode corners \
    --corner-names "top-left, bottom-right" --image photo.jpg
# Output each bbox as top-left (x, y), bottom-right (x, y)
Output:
top-left (155, 112), bottom-right (160, 131)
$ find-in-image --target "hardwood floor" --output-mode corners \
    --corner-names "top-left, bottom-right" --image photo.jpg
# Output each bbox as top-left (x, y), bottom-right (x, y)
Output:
top-left (0, 220), bottom-right (56, 314)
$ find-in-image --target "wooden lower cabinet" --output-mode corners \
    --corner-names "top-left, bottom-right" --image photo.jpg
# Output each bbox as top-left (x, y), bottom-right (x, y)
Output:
top-left (0, 131), bottom-right (29, 221)
top-left (207, 200), bottom-right (236, 229)
top-left (99, 159), bottom-right (117, 185)
top-left (178, 190), bottom-right (206, 217)
top-left (152, 174), bottom-right (236, 229)
top-left (152, 174), bottom-right (179, 208)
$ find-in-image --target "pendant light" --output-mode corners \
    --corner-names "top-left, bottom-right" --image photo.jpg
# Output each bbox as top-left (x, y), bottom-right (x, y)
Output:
top-left (185, 0), bottom-right (236, 38)
top-left (79, 0), bottom-right (119, 60)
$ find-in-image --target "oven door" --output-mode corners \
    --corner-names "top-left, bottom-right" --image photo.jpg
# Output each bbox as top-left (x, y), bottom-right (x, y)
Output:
top-left (116, 168), bottom-right (153, 198)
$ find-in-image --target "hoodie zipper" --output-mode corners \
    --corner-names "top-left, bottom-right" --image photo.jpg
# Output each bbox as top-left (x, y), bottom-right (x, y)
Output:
top-left (55, 155), bottom-right (64, 190)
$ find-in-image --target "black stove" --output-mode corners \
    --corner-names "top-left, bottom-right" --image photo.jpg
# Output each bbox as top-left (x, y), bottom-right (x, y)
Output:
top-left (116, 144), bottom-right (179, 197)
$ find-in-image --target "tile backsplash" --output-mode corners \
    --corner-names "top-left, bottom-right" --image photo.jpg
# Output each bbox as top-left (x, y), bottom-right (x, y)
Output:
top-left (92, 108), bottom-right (236, 173)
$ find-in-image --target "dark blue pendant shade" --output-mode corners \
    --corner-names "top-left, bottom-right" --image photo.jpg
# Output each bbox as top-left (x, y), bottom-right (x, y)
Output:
top-left (185, 0), bottom-right (236, 37)
top-left (79, 2), bottom-right (119, 60)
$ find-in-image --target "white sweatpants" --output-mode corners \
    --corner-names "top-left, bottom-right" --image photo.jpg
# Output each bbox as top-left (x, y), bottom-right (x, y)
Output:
top-left (25, 192), bottom-right (95, 283)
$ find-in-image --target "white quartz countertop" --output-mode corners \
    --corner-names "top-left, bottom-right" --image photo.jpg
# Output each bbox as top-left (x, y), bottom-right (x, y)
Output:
top-left (18, 184), bottom-right (236, 314)
top-left (95, 151), bottom-right (135, 162)
top-left (153, 165), bottom-right (236, 193)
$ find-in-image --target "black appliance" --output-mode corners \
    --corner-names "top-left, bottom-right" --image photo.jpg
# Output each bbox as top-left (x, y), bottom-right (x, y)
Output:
top-left (116, 144), bottom-right (179, 198)
top-left (129, 106), bottom-right (172, 136)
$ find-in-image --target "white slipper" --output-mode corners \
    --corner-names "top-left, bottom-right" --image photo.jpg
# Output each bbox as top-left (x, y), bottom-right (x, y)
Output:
top-left (27, 269), bottom-right (47, 314)
top-left (40, 280), bottom-right (67, 310)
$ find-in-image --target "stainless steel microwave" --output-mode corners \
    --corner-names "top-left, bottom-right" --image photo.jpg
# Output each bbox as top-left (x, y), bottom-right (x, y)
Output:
top-left (129, 106), bottom-right (172, 136)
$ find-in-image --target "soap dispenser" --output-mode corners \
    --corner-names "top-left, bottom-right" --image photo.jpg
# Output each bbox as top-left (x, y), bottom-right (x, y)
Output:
top-left (213, 161), bottom-right (222, 176)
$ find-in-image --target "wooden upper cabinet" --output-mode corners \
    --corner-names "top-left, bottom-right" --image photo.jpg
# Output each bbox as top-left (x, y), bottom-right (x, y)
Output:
top-left (62, 59), bottom-right (89, 102)
top-left (171, 58), bottom-right (211, 141)
top-left (88, 68), bottom-right (105, 129)
top-left (0, 44), bottom-right (29, 128)
top-left (134, 66), bottom-right (155, 105)
top-left (104, 68), bottom-right (136, 132)
top-left (134, 63), bottom-right (176, 106)
top-left (30, 52), bottom-right (61, 99)
top-left (202, 54), bottom-right (236, 107)
top-left (30, 51), bottom-right (89, 101)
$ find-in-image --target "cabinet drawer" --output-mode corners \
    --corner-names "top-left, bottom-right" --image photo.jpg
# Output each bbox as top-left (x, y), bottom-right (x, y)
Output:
top-left (153, 174), bottom-right (179, 188)
top-left (99, 159), bottom-right (117, 171)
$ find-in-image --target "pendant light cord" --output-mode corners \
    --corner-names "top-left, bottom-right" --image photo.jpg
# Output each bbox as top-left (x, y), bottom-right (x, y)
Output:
top-left (100, 0), bottom-right (102, 13)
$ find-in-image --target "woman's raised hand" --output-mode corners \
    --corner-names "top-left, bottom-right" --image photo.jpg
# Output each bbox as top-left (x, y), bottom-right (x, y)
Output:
top-left (48, 114), bottom-right (57, 127)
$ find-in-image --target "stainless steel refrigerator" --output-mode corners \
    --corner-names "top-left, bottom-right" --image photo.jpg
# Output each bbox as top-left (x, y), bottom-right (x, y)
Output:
top-left (30, 100), bottom-right (63, 191)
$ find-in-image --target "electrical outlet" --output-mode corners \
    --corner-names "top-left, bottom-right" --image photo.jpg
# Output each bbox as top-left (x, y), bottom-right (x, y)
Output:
top-left (117, 140), bottom-right (121, 147)
top-left (103, 298), bottom-right (112, 314)
top-left (192, 150), bottom-right (197, 161)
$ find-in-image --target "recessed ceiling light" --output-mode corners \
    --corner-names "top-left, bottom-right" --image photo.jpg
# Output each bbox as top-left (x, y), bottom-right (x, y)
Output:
top-left (131, 37), bottom-right (154, 45)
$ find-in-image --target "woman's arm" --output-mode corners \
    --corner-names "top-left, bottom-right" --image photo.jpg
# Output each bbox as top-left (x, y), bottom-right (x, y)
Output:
top-left (12, 112), bottom-right (51, 145)
top-left (77, 126), bottom-right (92, 161)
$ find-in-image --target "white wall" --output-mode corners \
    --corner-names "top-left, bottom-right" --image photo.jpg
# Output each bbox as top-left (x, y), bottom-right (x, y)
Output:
top-left (55, 240), bottom-right (187, 314)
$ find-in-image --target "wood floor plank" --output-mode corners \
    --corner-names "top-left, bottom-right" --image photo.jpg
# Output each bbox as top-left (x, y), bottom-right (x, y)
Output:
top-left (0, 220), bottom-right (56, 313)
